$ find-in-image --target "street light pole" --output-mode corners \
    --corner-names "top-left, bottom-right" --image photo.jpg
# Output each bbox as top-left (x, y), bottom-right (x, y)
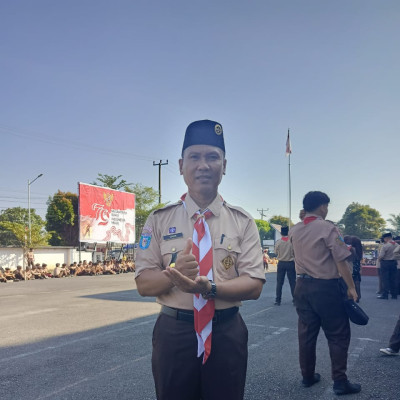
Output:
top-left (28, 173), bottom-right (43, 246)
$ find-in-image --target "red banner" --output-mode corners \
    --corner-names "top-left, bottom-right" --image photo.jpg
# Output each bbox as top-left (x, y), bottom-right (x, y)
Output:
top-left (78, 183), bottom-right (135, 244)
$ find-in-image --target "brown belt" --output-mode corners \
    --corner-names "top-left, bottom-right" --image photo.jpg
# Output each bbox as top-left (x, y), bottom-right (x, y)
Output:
top-left (160, 305), bottom-right (239, 324)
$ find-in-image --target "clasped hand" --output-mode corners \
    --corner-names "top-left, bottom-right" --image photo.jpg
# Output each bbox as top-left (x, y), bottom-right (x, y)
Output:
top-left (163, 238), bottom-right (211, 294)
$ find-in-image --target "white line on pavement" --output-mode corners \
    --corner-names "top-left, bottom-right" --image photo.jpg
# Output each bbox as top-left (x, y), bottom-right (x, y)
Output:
top-left (247, 307), bottom-right (274, 317)
top-left (0, 318), bottom-right (156, 364)
top-left (0, 308), bottom-right (58, 321)
top-left (248, 327), bottom-right (290, 350)
top-left (35, 355), bottom-right (150, 400)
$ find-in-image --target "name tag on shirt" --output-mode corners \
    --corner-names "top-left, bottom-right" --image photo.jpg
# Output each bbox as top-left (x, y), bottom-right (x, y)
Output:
top-left (163, 233), bottom-right (183, 241)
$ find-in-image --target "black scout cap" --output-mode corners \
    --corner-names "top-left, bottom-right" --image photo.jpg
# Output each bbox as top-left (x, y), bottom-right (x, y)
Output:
top-left (382, 232), bottom-right (392, 239)
top-left (281, 226), bottom-right (289, 236)
top-left (182, 120), bottom-right (225, 156)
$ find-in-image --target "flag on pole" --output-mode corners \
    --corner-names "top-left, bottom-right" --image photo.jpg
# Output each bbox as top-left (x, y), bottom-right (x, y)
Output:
top-left (285, 129), bottom-right (292, 156)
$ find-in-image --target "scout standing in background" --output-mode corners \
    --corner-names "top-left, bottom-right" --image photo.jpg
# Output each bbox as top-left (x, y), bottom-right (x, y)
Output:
top-left (274, 226), bottom-right (296, 305)
top-left (377, 232), bottom-right (398, 299)
top-left (290, 191), bottom-right (361, 396)
top-left (27, 248), bottom-right (35, 267)
top-left (135, 120), bottom-right (265, 400)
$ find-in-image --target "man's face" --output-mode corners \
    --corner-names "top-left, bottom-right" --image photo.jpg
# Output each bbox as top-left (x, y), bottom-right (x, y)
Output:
top-left (179, 145), bottom-right (226, 194)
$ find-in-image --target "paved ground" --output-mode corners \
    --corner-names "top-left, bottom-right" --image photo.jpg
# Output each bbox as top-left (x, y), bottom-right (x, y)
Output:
top-left (0, 271), bottom-right (399, 400)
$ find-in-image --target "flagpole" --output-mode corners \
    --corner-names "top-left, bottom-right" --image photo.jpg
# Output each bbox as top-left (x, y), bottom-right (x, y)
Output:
top-left (288, 151), bottom-right (291, 227)
top-left (287, 129), bottom-right (292, 228)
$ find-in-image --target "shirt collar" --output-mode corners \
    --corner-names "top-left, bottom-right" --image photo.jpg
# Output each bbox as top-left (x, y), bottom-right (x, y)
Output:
top-left (183, 192), bottom-right (224, 218)
top-left (304, 212), bottom-right (323, 220)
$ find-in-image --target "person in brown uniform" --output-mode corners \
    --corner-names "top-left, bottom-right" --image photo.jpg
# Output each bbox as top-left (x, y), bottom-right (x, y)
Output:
top-left (274, 226), bottom-right (296, 305)
top-left (27, 248), bottom-right (35, 267)
top-left (377, 232), bottom-right (398, 299)
top-left (14, 266), bottom-right (26, 280)
top-left (290, 191), bottom-right (361, 396)
top-left (135, 120), bottom-right (265, 400)
top-left (4, 267), bottom-right (15, 281)
top-left (0, 269), bottom-right (7, 283)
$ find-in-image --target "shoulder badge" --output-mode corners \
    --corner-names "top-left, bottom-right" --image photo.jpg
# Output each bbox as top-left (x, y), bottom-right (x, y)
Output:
top-left (336, 235), bottom-right (346, 246)
top-left (139, 235), bottom-right (151, 250)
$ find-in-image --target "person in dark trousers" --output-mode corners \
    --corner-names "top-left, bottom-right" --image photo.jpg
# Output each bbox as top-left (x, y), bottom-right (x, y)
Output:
top-left (135, 120), bottom-right (265, 400)
top-left (274, 226), bottom-right (296, 305)
top-left (290, 191), bottom-right (361, 396)
top-left (380, 313), bottom-right (400, 356)
top-left (343, 235), bottom-right (363, 302)
top-left (377, 232), bottom-right (398, 299)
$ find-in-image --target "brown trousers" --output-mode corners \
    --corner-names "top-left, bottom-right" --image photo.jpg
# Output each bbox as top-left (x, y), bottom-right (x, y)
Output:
top-left (294, 277), bottom-right (350, 382)
top-left (152, 312), bottom-right (248, 400)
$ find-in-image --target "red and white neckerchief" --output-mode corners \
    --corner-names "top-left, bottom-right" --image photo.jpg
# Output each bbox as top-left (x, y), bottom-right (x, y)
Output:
top-left (281, 237), bottom-right (289, 242)
top-left (181, 193), bottom-right (215, 364)
top-left (303, 216), bottom-right (317, 225)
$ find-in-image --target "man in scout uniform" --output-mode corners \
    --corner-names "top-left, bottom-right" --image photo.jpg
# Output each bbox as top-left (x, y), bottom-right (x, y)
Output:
top-left (377, 232), bottom-right (398, 299)
top-left (263, 248), bottom-right (270, 271)
top-left (14, 265), bottom-right (26, 280)
top-left (274, 226), bottom-right (296, 305)
top-left (290, 191), bottom-right (361, 396)
top-left (27, 248), bottom-right (35, 267)
top-left (135, 120), bottom-right (265, 400)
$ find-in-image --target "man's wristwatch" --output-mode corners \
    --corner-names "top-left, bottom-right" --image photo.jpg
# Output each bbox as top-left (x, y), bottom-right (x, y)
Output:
top-left (202, 280), bottom-right (217, 299)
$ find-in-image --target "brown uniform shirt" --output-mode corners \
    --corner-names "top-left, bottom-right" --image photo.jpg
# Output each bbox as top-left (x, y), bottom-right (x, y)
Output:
top-left (135, 193), bottom-right (265, 310)
top-left (379, 241), bottom-right (397, 261)
top-left (275, 238), bottom-right (294, 262)
top-left (289, 213), bottom-right (351, 279)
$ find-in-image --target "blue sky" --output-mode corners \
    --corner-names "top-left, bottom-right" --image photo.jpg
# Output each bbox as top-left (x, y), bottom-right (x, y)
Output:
top-left (1, 1), bottom-right (399, 228)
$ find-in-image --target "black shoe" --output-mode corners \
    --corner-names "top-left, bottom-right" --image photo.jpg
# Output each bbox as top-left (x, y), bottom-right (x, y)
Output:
top-left (302, 373), bottom-right (321, 388)
top-left (274, 301), bottom-right (281, 306)
top-left (377, 294), bottom-right (388, 299)
top-left (333, 380), bottom-right (361, 395)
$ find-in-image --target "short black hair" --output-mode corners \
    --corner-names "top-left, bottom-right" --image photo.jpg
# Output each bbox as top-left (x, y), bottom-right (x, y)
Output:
top-left (303, 191), bottom-right (330, 212)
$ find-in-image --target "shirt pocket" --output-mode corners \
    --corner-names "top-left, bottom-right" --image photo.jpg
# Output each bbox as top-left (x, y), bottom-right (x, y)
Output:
top-left (160, 238), bottom-right (187, 269)
top-left (213, 236), bottom-right (242, 278)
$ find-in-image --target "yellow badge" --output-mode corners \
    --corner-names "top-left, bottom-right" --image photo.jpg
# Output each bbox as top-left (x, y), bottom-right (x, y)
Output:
top-left (103, 192), bottom-right (114, 207)
top-left (221, 255), bottom-right (234, 270)
top-left (215, 124), bottom-right (223, 135)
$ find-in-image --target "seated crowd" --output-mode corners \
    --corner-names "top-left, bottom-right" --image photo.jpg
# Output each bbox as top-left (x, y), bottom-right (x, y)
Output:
top-left (0, 259), bottom-right (135, 282)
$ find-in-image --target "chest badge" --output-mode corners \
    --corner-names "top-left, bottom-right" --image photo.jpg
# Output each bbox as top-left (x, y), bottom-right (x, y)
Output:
top-left (221, 255), bottom-right (234, 270)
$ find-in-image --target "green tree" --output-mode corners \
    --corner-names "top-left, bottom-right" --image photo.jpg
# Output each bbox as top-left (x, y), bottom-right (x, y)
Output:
top-left (387, 213), bottom-right (400, 235)
top-left (339, 202), bottom-right (386, 238)
top-left (91, 174), bottom-right (132, 190)
top-left (125, 183), bottom-right (166, 240)
top-left (269, 215), bottom-right (294, 227)
top-left (0, 207), bottom-right (49, 247)
top-left (46, 191), bottom-right (79, 246)
top-left (255, 219), bottom-right (271, 245)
